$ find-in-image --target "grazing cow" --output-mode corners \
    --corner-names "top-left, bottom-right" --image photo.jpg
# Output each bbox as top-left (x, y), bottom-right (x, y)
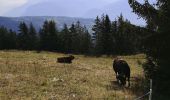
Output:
top-left (113, 57), bottom-right (131, 87)
top-left (57, 55), bottom-right (75, 63)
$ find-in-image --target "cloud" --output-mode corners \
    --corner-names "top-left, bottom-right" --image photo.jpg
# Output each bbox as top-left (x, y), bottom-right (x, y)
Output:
top-left (1, 0), bottom-right (120, 16)
top-left (0, 0), bottom-right (28, 16)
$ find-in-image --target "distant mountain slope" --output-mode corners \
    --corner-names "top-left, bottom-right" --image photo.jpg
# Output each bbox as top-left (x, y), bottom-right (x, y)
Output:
top-left (4, 0), bottom-right (146, 26)
top-left (0, 16), bottom-right (94, 32)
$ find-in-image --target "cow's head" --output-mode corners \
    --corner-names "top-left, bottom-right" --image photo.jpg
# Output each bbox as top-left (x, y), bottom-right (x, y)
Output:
top-left (117, 73), bottom-right (126, 86)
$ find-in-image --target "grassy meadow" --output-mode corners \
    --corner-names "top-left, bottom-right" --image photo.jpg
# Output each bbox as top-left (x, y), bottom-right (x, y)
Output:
top-left (0, 50), bottom-right (147, 100)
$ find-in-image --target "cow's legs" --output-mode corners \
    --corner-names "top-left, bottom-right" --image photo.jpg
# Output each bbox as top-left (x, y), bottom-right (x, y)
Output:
top-left (116, 72), bottom-right (118, 80)
top-left (116, 72), bottom-right (121, 84)
top-left (127, 77), bottom-right (130, 87)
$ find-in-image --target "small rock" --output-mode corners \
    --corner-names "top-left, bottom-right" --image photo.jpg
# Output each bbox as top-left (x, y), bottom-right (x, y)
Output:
top-left (73, 94), bottom-right (76, 98)
top-left (52, 77), bottom-right (64, 82)
top-left (52, 77), bottom-right (58, 82)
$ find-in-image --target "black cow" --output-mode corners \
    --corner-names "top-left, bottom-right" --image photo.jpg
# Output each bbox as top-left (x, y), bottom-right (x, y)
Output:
top-left (57, 55), bottom-right (75, 63)
top-left (113, 57), bottom-right (131, 87)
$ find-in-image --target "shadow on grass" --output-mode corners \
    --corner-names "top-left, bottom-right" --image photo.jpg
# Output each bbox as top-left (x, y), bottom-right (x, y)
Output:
top-left (106, 80), bottom-right (124, 90)
top-left (130, 76), bottom-right (148, 93)
top-left (106, 76), bottom-right (149, 99)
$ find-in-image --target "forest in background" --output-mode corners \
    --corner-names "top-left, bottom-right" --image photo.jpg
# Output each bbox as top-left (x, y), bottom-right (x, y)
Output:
top-left (0, 14), bottom-right (150, 55)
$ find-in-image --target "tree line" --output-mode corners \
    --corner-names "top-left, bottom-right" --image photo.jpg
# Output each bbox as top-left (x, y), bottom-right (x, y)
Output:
top-left (0, 14), bottom-right (149, 55)
top-left (0, 20), bottom-right (92, 54)
top-left (92, 14), bottom-right (150, 55)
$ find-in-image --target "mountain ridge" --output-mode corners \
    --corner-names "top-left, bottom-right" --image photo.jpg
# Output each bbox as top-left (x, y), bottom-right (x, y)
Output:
top-left (0, 16), bottom-right (94, 33)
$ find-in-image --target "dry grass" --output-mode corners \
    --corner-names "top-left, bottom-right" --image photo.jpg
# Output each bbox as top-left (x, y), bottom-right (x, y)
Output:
top-left (0, 50), bottom-right (146, 100)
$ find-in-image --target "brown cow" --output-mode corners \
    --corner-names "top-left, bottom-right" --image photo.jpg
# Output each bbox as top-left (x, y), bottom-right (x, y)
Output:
top-left (57, 55), bottom-right (75, 63)
top-left (113, 57), bottom-right (131, 87)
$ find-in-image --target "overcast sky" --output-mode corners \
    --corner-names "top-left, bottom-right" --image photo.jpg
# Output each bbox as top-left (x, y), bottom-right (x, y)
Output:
top-left (0, 0), bottom-right (118, 15)
top-left (0, 0), bottom-right (156, 25)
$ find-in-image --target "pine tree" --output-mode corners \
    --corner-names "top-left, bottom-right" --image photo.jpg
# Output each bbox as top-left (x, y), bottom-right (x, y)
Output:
top-left (69, 24), bottom-right (76, 53)
top-left (28, 23), bottom-right (38, 50)
top-left (17, 22), bottom-right (29, 50)
top-left (92, 16), bottom-right (103, 55)
top-left (129, 0), bottom-right (170, 98)
top-left (8, 29), bottom-right (17, 49)
top-left (39, 20), bottom-right (58, 51)
top-left (115, 14), bottom-right (135, 54)
top-left (102, 15), bottom-right (113, 54)
top-left (74, 21), bottom-right (82, 53)
top-left (0, 26), bottom-right (8, 49)
top-left (110, 20), bottom-right (118, 54)
top-left (93, 14), bottom-right (114, 55)
top-left (0, 27), bottom-right (17, 49)
top-left (39, 20), bottom-right (48, 50)
top-left (48, 20), bottom-right (58, 51)
top-left (60, 24), bottom-right (72, 53)
top-left (80, 26), bottom-right (92, 54)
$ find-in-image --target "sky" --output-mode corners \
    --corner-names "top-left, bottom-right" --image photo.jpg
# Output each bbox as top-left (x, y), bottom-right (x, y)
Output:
top-left (0, 0), bottom-right (119, 16)
top-left (0, 0), bottom-right (156, 25)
